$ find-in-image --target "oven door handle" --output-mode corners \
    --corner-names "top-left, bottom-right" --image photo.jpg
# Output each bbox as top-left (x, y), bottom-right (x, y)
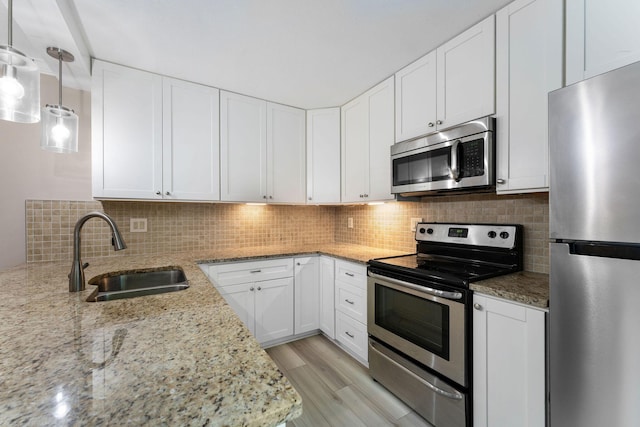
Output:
top-left (370, 340), bottom-right (464, 401)
top-left (368, 272), bottom-right (463, 300)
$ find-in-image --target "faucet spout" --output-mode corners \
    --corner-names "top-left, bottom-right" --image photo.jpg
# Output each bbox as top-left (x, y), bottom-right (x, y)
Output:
top-left (69, 211), bottom-right (127, 292)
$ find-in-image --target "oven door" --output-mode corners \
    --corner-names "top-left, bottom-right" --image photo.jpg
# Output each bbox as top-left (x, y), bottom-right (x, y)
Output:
top-left (367, 272), bottom-right (467, 387)
top-left (390, 131), bottom-right (494, 196)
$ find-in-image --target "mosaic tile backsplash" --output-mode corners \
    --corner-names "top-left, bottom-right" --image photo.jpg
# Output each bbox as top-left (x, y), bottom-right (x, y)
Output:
top-left (26, 192), bottom-right (549, 273)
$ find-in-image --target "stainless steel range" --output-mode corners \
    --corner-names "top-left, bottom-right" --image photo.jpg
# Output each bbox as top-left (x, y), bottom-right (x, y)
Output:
top-left (367, 223), bottom-right (523, 427)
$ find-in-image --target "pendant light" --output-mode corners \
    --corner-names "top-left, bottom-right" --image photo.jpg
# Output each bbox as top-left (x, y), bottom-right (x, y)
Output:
top-left (0, 0), bottom-right (40, 123)
top-left (41, 47), bottom-right (78, 153)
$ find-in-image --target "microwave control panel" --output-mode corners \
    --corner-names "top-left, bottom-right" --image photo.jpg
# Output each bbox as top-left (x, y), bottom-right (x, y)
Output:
top-left (460, 139), bottom-right (484, 177)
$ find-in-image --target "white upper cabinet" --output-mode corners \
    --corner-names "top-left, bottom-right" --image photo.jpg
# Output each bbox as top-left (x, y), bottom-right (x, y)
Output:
top-left (92, 61), bottom-right (220, 201)
top-left (341, 76), bottom-right (395, 203)
top-left (566, 0), bottom-right (640, 85)
top-left (394, 51), bottom-right (437, 142)
top-left (495, 0), bottom-right (563, 194)
top-left (162, 78), bottom-right (220, 200)
top-left (267, 102), bottom-right (306, 203)
top-left (220, 92), bottom-right (306, 203)
top-left (220, 91), bottom-right (267, 202)
top-left (394, 16), bottom-right (495, 143)
top-left (437, 15), bottom-right (495, 130)
top-left (92, 60), bottom-right (163, 199)
top-left (306, 108), bottom-right (341, 204)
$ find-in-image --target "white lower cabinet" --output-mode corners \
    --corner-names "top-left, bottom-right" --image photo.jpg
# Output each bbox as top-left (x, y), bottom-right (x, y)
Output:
top-left (294, 257), bottom-right (320, 335)
top-left (205, 259), bottom-right (294, 345)
top-left (334, 259), bottom-right (368, 363)
top-left (473, 294), bottom-right (546, 427)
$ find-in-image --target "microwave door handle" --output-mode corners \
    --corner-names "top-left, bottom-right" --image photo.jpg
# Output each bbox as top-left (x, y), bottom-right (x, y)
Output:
top-left (449, 139), bottom-right (461, 182)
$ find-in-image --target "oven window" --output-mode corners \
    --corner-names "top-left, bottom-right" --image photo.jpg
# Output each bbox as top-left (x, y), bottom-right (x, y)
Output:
top-left (392, 146), bottom-right (451, 186)
top-left (375, 284), bottom-right (450, 360)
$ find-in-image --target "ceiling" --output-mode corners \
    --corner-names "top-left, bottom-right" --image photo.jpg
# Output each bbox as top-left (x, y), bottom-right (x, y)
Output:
top-left (1, 0), bottom-right (512, 109)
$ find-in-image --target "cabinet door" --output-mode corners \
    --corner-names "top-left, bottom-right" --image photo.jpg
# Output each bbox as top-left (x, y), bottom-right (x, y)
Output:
top-left (220, 91), bottom-right (267, 202)
top-left (395, 51), bottom-right (437, 142)
top-left (254, 277), bottom-right (294, 343)
top-left (437, 15), bottom-right (495, 130)
top-left (306, 108), bottom-right (341, 204)
top-left (163, 78), bottom-right (220, 201)
top-left (218, 283), bottom-right (255, 335)
top-left (566, 0), bottom-right (640, 85)
top-left (294, 257), bottom-right (320, 335)
top-left (267, 102), bottom-right (306, 203)
top-left (473, 294), bottom-right (546, 427)
top-left (367, 76), bottom-right (395, 201)
top-left (496, 0), bottom-right (563, 194)
top-left (92, 60), bottom-right (163, 199)
top-left (341, 96), bottom-right (368, 203)
top-left (319, 256), bottom-right (335, 339)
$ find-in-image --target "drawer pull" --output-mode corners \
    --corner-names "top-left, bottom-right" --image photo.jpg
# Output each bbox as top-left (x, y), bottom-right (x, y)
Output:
top-left (345, 272), bottom-right (355, 277)
top-left (345, 299), bottom-right (355, 305)
top-left (345, 331), bottom-right (355, 339)
top-left (250, 270), bottom-right (262, 273)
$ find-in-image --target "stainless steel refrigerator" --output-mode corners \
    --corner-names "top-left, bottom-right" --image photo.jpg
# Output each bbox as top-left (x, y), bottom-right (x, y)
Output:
top-left (549, 60), bottom-right (640, 427)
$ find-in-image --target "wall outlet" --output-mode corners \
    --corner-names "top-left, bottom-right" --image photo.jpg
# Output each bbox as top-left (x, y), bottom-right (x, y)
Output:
top-left (130, 218), bottom-right (147, 232)
top-left (348, 217), bottom-right (354, 228)
top-left (410, 217), bottom-right (423, 232)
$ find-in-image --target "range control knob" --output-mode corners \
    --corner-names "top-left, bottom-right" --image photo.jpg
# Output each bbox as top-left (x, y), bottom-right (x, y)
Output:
top-left (500, 231), bottom-right (510, 239)
top-left (427, 228), bottom-right (434, 235)
top-left (419, 227), bottom-right (426, 234)
top-left (487, 231), bottom-right (497, 238)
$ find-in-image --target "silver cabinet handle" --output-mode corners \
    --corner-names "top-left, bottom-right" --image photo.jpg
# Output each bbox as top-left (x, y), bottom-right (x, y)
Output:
top-left (436, 120), bottom-right (443, 125)
top-left (345, 299), bottom-right (355, 305)
top-left (263, 195), bottom-right (267, 199)
top-left (250, 287), bottom-right (255, 291)
top-left (296, 262), bottom-right (301, 266)
top-left (345, 272), bottom-right (355, 277)
top-left (308, 197), bottom-right (312, 201)
top-left (165, 191), bottom-right (171, 196)
top-left (269, 196), bottom-right (273, 199)
top-left (155, 191), bottom-right (161, 195)
top-left (359, 194), bottom-right (364, 198)
top-left (250, 270), bottom-right (262, 273)
top-left (257, 286), bottom-right (261, 291)
top-left (473, 303), bottom-right (482, 310)
top-left (364, 194), bottom-right (369, 198)
top-left (345, 331), bottom-right (355, 338)
top-left (428, 122), bottom-right (435, 127)
top-left (497, 179), bottom-right (506, 185)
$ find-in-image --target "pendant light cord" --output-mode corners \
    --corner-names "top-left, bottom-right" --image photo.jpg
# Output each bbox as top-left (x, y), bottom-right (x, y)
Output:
top-left (7, 0), bottom-right (12, 46)
top-left (58, 52), bottom-right (63, 105)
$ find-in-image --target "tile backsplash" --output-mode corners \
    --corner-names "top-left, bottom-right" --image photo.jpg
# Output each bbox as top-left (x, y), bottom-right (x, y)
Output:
top-left (26, 192), bottom-right (549, 273)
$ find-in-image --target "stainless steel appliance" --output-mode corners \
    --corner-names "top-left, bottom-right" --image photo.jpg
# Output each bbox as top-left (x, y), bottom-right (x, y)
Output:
top-left (549, 61), bottom-right (640, 427)
top-left (368, 223), bottom-right (523, 427)
top-left (391, 117), bottom-right (495, 197)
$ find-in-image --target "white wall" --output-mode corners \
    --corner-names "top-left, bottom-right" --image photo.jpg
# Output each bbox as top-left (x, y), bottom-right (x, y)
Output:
top-left (0, 74), bottom-right (92, 270)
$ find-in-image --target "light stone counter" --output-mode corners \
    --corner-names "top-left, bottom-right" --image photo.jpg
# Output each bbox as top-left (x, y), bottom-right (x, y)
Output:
top-left (471, 271), bottom-right (549, 309)
top-left (0, 244), bottom-right (405, 426)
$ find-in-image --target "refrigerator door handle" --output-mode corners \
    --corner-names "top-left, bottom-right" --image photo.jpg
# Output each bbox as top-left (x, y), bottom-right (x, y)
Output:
top-left (567, 241), bottom-right (640, 261)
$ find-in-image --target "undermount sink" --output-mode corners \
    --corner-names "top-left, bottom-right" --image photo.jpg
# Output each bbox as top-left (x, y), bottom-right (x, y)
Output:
top-left (86, 267), bottom-right (189, 302)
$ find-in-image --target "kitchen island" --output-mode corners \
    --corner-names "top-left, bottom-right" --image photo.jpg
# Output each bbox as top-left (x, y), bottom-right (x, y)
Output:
top-left (0, 244), bottom-right (405, 426)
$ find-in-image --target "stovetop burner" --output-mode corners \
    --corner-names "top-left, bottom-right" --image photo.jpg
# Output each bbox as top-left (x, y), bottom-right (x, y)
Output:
top-left (368, 223), bottom-right (524, 288)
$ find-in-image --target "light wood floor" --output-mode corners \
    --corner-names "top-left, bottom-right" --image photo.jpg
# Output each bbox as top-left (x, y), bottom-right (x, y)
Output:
top-left (266, 334), bottom-right (434, 427)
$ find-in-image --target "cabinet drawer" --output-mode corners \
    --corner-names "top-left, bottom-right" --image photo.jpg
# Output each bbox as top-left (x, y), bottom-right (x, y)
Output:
top-left (335, 259), bottom-right (366, 289)
top-left (335, 280), bottom-right (366, 324)
top-left (336, 311), bottom-right (368, 362)
top-left (206, 258), bottom-right (293, 286)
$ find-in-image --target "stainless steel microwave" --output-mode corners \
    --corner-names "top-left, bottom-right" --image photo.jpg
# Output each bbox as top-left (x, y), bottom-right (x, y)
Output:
top-left (391, 117), bottom-right (495, 197)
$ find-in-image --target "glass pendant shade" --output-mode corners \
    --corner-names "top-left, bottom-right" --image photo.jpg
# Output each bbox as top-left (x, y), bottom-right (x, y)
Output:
top-left (0, 45), bottom-right (40, 123)
top-left (41, 104), bottom-right (78, 153)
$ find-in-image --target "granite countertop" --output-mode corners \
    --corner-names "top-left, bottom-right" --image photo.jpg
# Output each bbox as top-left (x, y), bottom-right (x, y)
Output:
top-left (471, 271), bottom-right (550, 309)
top-left (0, 243), bottom-right (405, 426)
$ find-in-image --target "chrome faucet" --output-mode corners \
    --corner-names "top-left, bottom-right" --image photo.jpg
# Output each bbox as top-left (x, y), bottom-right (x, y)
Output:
top-left (69, 211), bottom-right (127, 292)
